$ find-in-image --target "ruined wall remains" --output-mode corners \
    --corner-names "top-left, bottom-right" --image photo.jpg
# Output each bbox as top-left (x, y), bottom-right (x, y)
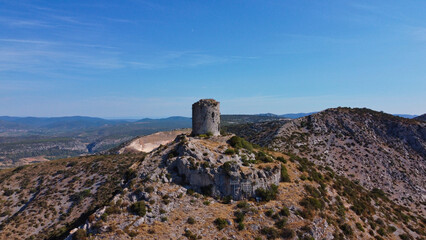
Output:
top-left (192, 99), bottom-right (220, 136)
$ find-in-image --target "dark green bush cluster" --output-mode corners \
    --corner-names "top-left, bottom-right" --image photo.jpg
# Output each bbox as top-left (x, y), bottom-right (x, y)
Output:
top-left (279, 206), bottom-right (290, 217)
top-left (123, 169), bottom-right (137, 182)
top-left (222, 161), bottom-right (236, 175)
top-left (130, 201), bottom-right (146, 216)
top-left (332, 175), bottom-right (375, 217)
top-left (145, 186), bottom-right (154, 193)
top-left (277, 156), bottom-right (286, 163)
top-left (255, 184), bottom-right (279, 201)
top-left (213, 218), bottom-right (229, 230)
top-left (224, 148), bottom-right (235, 155)
top-left (339, 223), bottom-right (353, 236)
top-left (280, 164), bottom-right (290, 182)
top-left (187, 217), bottom-right (196, 224)
top-left (222, 195), bottom-right (232, 204)
top-left (167, 149), bottom-right (179, 159)
top-left (299, 195), bottom-right (324, 219)
top-left (260, 227), bottom-right (280, 239)
top-left (228, 136), bottom-right (254, 151)
top-left (234, 210), bottom-right (245, 230)
top-left (237, 201), bottom-right (249, 209)
top-left (369, 188), bottom-right (388, 200)
top-left (256, 151), bottom-right (274, 163)
top-left (183, 229), bottom-right (201, 240)
top-left (70, 189), bottom-right (91, 203)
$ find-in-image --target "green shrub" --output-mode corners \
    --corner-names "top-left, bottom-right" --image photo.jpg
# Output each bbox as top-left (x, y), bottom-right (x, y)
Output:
top-left (70, 189), bottom-right (91, 203)
top-left (260, 227), bottom-right (280, 239)
top-left (130, 201), bottom-right (146, 216)
top-left (234, 210), bottom-right (245, 223)
top-left (377, 227), bottom-right (386, 236)
top-left (3, 188), bottom-right (14, 196)
top-left (300, 197), bottom-right (324, 210)
top-left (277, 156), bottom-right (286, 163)
top-left (222, 161), bottom-right (235, 175)
top-left (145, 186), bottom-right (154, 193)
top-left (280, 164), bottom-right (290, 182)
top-left (214, 218), bottom-right (229, 230)
top-left (265, 209), bottom-right (274, 217)
top-left (222, 195), bottom-right (232, 204)
top-left (237, 222), bottom-right (245, 231)
top-left (255, 184), bottom-right (279, 201)
top-left (281, 228), bottom-right (295, 239)
top-left (399, 234), bottom-right (411, 240)
top-left (105, 206), bottom-right (121, 215)
top-left (356, 222), bottom-right (364, 232)
top-left (279, 206), bottom-right (290, 217)
top-left (183, 229), bottom-right (201, 240)
top-left (224, 148), bottom-right (235, 155)
top-left (229, 136), bottom-right (254, 151)
top-left (274, 218), bottom-right (287, 229)
top-left (340, 223), bottom-right (353, 236)
top-left (187, 217), bottom-right (196, 224)
top-left (237, 201), bottom-right (249, 209)
top-left (124, 169), bottom-right (137, 182)
top-left (256, 151), bottom-right (273, 163)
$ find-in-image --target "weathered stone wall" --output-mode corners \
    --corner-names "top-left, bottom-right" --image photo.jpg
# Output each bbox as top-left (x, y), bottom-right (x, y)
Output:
top-left (192, 99), bottom-right (220, 136)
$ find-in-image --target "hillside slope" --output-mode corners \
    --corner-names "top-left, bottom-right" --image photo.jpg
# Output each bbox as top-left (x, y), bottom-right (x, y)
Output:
top-left (414, 114), bottom-right (426, 121)
top-left (1, 131), bottom-right (424, 239)
top-left (226, 108), bottom-right (426, 215)
top-left (0, 153), bottom-right (144, 239)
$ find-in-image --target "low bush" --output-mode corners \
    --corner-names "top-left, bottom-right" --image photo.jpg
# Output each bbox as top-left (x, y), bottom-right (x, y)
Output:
top-left (280, 164), bottom-right (290, 182)
top-left (130, 201), bottom-right (146, 216)
top-left (214, 218), bottom-right (229, 230)
top-left (260, 227), bottom-right (280, 239)
top-left (228, 136), bottom-right (254, 151)
top-left (187, 217), bottom-right (195, 224)
top-left (340, 223), bottom-right (353, 236)
top-left (255, 184), bottom-right (279, 201)
top-left (224, 149), bottom-right (235, 155)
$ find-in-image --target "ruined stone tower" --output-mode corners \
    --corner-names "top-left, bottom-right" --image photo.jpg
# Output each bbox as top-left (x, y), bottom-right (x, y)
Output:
top-left (192, 99), bottom-right (220, 136)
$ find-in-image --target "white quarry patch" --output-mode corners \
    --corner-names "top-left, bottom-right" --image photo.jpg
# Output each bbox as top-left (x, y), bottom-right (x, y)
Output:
top-left (118, 129), bottom-right (190, 154)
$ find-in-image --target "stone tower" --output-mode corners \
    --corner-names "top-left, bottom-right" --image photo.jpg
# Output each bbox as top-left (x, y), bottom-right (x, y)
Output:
top-left (192, 99), bottom-right (220, 136)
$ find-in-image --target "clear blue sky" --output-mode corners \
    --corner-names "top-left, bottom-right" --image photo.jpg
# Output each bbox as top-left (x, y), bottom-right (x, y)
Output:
top-left (1, 0), bottom-right (425, 118)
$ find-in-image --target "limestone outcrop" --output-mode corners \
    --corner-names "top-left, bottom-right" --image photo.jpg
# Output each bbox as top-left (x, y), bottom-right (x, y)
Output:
top-left (133, 134), bottom-right (281, 200)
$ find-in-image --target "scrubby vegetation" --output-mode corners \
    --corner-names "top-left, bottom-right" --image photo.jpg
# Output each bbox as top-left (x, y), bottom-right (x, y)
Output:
top-left (255, 184), bottom-right (279, 201)
top-left (130, 201), bottom-right (146, 216)
top-left (213, 218), bottom-right (229, 230)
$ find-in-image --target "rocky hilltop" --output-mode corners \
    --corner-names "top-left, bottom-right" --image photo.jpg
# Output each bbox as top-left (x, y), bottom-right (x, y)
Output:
top-left (1, 132), bottom-right (425, 239)
top-left (227, 108), bottom-right (426, 215)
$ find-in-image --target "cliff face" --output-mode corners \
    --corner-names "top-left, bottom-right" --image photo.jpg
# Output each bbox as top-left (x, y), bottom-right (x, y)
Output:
top-left (227, 108), bottom-right (426, 215)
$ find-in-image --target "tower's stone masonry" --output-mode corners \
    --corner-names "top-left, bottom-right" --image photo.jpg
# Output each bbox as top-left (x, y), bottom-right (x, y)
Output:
top-left (192, 99), bottom-right (220, 136)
